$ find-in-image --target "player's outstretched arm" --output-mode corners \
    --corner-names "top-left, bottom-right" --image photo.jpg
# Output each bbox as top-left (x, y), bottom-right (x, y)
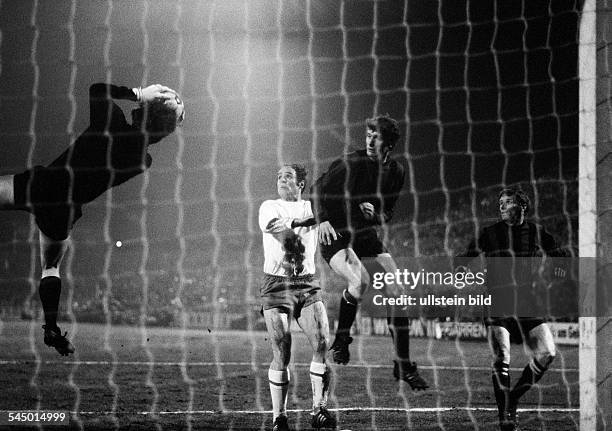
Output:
top-left (291, 216), bottom-right (316, 228)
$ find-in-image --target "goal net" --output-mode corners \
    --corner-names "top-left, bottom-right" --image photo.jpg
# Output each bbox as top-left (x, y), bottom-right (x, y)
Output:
top-left (0, 0), bottom-right (594, 429)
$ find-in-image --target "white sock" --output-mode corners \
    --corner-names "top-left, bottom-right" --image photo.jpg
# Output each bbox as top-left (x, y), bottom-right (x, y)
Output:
top-left (269, 368), bottom-right (290, 420)
top-left (309, 361), bottom-right (329, 410)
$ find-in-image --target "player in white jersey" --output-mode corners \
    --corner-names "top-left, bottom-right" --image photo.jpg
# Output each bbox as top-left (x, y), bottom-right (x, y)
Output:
top-left (258, 164), bottom-right (336, 431)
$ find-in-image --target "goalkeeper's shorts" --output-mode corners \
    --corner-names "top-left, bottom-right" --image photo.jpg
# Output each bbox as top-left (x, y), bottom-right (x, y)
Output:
top-left (260, 274), bottom-right (322, 319)
top-left (13, 166), bottom-right (83, 241)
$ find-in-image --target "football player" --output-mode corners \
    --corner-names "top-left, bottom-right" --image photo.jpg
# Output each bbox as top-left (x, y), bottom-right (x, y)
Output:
top-left (0, 83), bottom-right (184, 356)
top-left (310, 114), bottom-right (428, 390)
top-left (259, 164), bottom-right (336, 431)
top-left (458, 188), bottom-right (563, 431)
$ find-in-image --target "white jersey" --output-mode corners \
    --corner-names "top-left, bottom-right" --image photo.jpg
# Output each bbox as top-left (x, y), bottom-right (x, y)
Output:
top-left (258, 199), bottom-right (318, 277)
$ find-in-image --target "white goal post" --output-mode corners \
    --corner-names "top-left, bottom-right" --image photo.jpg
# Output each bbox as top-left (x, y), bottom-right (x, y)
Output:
top-left (578, 0), bottom-right (611, 430)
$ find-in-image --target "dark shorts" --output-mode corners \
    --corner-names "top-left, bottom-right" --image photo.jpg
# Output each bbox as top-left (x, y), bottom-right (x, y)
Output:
top-left (319, 226), bottom-right (386, 263)
top-left (13, 166), bottom-right (83, 241)
top-left (260, 274), bottom-right (322, 319)
top-left (485, 317), bottom-right (546, 344)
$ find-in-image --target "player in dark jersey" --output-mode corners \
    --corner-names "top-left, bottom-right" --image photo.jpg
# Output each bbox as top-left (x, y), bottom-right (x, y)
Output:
top-left (310, 114), bottom-right (428, 390)
top-left (458, 188), bottom-right (562, 431)
top-left (0, 83), bottom-right (184, 356)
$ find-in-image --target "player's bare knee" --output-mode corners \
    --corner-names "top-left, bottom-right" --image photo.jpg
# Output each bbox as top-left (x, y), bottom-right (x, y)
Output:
top-left (344, 286), bottom-right (362, 304)
top-left (536, 346), bottom-right (556, 369)
top-left (493, 349), bottom-right (510, 367)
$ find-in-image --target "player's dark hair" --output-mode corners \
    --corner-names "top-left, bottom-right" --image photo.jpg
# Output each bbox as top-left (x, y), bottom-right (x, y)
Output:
top-left (288, 164), bottom-right (308, 191)
top-left (498, 187), bottom-right (531, 215)
top-left (146, 99), bottom-right (179, 134)
top-left (133, 96), bottom-right (183, 143)
top-left (366, 114), bottom-right (401, 149)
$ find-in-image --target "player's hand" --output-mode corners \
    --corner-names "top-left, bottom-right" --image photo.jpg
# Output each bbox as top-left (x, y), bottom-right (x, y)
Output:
top-left (265, 217), bottom-right (292, 233)
top-left (553, 266), bottom-right (566, 278)
top-left (359, 202), bottom-right (376, 220)
top-left (140, 84), bottom-right (174, 103)
top-left (318, 221), bottom-right (338, 245)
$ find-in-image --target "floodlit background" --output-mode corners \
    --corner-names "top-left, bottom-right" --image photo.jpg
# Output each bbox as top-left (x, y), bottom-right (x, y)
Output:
top-left (0, 0), bottom-right (579, 325)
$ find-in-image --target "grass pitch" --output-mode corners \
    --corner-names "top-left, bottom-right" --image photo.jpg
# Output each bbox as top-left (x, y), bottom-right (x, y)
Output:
top-left (0, 321), bottom-right (578, 430)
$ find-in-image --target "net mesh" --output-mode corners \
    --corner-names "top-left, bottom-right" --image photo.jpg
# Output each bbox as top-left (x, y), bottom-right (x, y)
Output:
top-left (0, 0), bottom-right (583, 429)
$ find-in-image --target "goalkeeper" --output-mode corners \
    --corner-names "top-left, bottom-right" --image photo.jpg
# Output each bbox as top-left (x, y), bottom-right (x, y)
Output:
top-left (457, 187), bottom-right (564, 431)
top-left (0, 83), bottom-right (184, 356)
top-left (310, 114), bottom-right (428, 390)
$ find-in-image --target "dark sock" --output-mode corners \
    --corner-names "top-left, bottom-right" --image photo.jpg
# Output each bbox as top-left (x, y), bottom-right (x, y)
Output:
top-left (39, 276), bottom-right (61, 328)
top-left (511, 359), bottom-right (546, 402)
top-left (492, 362), bottom-right (511, 419)
top-left (388, 315), bottom-right (411, 362)
top-left (336, 290), bottom-right (357, 337)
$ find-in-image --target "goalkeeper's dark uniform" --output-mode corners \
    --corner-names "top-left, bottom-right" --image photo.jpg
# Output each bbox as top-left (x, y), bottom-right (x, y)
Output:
top-left (310, 149), bottom-right (405, 261)
top-left (461, 220), bottom-right (560, 338)
top-left (13, 84), bottom-right (153, 241)
top-left (461, 218), bottom-right (561, 429)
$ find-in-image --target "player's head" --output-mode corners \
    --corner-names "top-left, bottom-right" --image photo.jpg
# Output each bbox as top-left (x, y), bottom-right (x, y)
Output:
top-left (498, 187), bottom-right (530, 225)
top-left (365, 114), bottom-right (400, 160)
top-left (132, 90), bottom-right (185, 143)
top-left (277, 164), bottom-right (307, 201)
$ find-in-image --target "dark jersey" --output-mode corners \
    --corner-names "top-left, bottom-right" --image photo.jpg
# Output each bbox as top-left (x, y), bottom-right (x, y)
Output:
top-left (13, 84), bottom-right (152, 240)
top-left (463, 221), bottom-right (559, 258)
top-left (310, 150), bottom-right (405, 230)
top-left (460, 220), bottom-right (561, 318)
top-left (48, 83), bottom-right (152, 204)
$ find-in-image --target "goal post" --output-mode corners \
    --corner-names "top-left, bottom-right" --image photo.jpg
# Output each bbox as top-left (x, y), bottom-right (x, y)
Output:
top-left (579, 0), bottom-right (612, 429)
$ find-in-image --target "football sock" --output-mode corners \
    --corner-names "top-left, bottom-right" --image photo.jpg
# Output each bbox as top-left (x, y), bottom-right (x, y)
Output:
top-left (387, 314), bottom-right (411, 362)
top-left (309, 361), bottom-right (330, 410)
top-left (336, 289), bottom-right (357, 337)
top-left (269, 368), bottom-right (290, 420)
top-left (492, 362), bottom-right (511, 419)
top-left (510, 358), bottom-right (546, 402)
top-left (39, 276), bottom-right (61, 328)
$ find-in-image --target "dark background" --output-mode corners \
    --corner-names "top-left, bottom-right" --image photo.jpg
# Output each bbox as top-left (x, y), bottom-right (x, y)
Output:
top-left (0, 0), bottom-right (580, 320)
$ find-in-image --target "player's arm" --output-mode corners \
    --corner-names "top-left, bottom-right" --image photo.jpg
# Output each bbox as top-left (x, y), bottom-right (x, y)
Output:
top-left (539, 226), bottom-right (563, 256)
top-left (265, 216), bottom-right (316, 232)
top-left (310, 159), bottom-right (346, 244)
top-left (310, 158), bottom-right (346, 225)
top-left (291, 216), bottom-right (316, 228)
top-left (257, 201), bottom-right (297, 234)
top-left (453, 230), bottom-right (486, 272)
top-left (370, 162), bottom-right (405, 224)
top-left (539, 226), bottom-right (568, 278)
top-left (89, 83), bottom-right (173, 129)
